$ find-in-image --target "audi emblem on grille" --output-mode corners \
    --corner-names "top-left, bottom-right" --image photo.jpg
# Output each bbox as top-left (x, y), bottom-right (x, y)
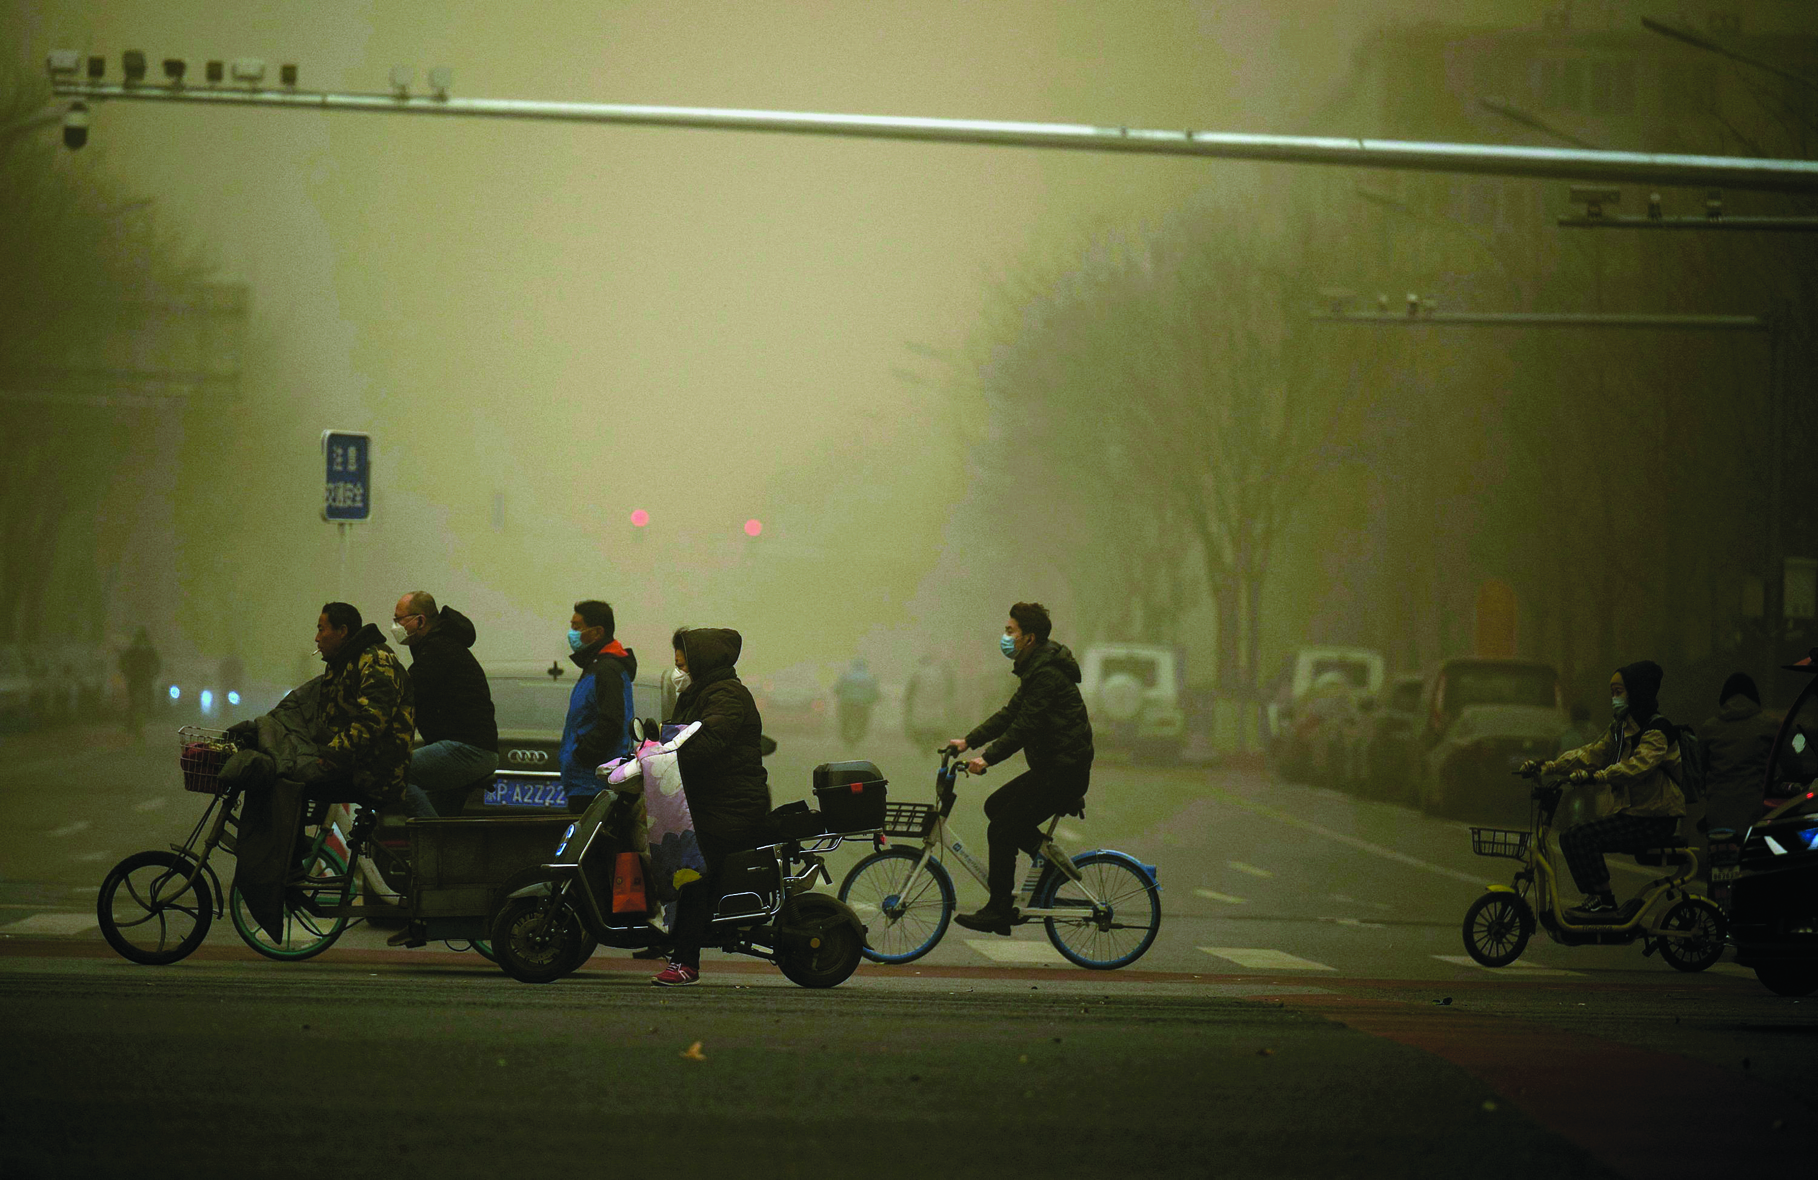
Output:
top-left (507, 749), bottom-right (549, 764)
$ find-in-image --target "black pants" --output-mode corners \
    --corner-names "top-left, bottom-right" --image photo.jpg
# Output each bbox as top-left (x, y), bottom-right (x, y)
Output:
top-left (1561, 814), bottom-right (1679, 893)
top-left (667, 830), bottom-right (761, 969)
top-left (984, 766), bottom-right (1090, 908)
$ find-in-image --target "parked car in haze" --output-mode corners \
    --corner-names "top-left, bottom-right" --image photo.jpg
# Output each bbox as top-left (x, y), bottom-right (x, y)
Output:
top-left (1414, 659), bottom-right (1567, 820)
top-left (1339, 674), bottom-right (1426, 802)
top-left (1268, 646), bottom-right (1385, 783)
top-left (1080, 644), bottom-right (1186, 761)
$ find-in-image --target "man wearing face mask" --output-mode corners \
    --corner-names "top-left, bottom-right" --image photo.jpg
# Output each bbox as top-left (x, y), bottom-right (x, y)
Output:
top-left (1524, 660), bottom-right (1685, 919)
top-left (391, 591), bottom-right (499, 818)
top-left (559, 600), bottom-right (638, 815)
top-left (945, 601), bottom-right (1094, 935)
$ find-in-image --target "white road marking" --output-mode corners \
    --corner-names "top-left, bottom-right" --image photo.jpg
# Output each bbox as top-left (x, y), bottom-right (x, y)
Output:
top-left (1330, 893), bottom-right (1392, 911)
top-left (1056, 825), bottom-right (1083, 842)
top-left (1227, 861), bottom-right (1274, 878)
top-left (47, 821), bottom-right (90, 838)
top-left (964, 939), bottom-right (1066, 963)
top-left (1431, 954), bottom-right (1582, 977)
top-left (1707, 963), bottom-right (1754, 978)
top-left (1194, 888), bottom-right (1248, 904)
top-left (1199, 947), bottom-right (1337, 972)
top-left (132, 797), bottom-right (169, 812)
top-left (1324, 917), bottom-right (1386, 930)
top-left (71, 851), bottom-right (110, 863)
top-left (0, 912), bottom-right (97, 935)
top-left (1204, 786), bottom-right (1485, 885)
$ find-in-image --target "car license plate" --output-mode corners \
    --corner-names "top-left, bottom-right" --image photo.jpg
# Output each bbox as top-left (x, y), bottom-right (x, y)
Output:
top-left (483, 778), bottom-right (566, 809)
top-left (1711, 866), bottom-right (1739, 882)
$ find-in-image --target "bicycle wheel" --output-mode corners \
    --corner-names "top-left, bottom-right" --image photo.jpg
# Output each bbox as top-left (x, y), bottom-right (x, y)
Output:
top-left (1656, 898), bottom-right (1725, 973)
top-left (838, 847), bottom-right (954, 964)
top-left (97, 850), bottom-right (214, 965)
top-left (1034, 852), bottom-right (1161, 970)
top-left (1462, 891), bottom-right (1532, 968)
top-left (230, 847), bottom-right (353, 961)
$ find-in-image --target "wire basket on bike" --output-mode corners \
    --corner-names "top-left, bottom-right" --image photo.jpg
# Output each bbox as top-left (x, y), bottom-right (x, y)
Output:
top-left (879, 801), bottom-right (936, 840)
top-left (179, 726), bottom-right (236, 794)
top-left (1470, 827), bottom-right (1531, 861)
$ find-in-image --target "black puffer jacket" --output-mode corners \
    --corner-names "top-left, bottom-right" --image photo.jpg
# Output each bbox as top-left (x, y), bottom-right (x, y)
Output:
top-left (671, 628), bottom-right (772, 857)
top-left (967, 640), bottom-right (1095, 774)
top-left (407, 607), bottom-right (498, 752)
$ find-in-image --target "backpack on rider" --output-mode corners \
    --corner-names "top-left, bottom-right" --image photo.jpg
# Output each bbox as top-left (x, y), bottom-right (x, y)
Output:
top-left (1666, 721), bottom-right (1709, 804)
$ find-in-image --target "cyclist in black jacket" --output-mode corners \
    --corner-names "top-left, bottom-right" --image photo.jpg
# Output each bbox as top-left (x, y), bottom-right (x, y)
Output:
top-left (948, 602), bottom-right (1094, 935)
top-left (391, 591), bottom-right (499, 818)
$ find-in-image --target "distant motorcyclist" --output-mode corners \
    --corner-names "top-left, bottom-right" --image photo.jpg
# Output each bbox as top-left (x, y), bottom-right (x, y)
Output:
top-left (1523, 660), bottom-right (1684, 920)
top-left (559, 600), bottom-right (638, 816)
top-left (904, 654), bottom-right (958, 750)
top-left (947, 602), bottom-right (1094, 936)
top-left (833, 658), bottom-right (880, 744)
top-left (391, 591), bottom-right (499, 818)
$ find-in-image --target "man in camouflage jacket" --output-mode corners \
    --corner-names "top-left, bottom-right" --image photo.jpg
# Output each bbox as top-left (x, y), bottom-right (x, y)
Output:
top-left (315, 602), bottom-right (415, 806)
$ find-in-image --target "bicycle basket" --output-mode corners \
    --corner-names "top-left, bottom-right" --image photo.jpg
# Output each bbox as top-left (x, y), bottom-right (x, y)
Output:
top-left (880, 801), bottom-right (935, 840)
top-left (1470, 827), bottom-right (1531, 860)
top-left (178, 726), bottom-right (235, 794)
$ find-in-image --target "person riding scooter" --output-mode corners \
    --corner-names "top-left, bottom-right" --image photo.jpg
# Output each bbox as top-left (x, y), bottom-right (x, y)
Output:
top-left (1524, 660), bottom-right (1685, 920)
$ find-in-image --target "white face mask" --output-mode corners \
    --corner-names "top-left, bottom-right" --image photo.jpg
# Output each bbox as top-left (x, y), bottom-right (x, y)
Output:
top-left (673, 670), bottom-right (691, 692)
top-left (388, 621), bottom-right (410, 644)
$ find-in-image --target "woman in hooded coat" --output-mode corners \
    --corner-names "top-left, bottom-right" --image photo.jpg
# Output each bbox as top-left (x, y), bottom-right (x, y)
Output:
top-left (1537, 660), bottom-right (1686, 919)
top-left (653, 627), bottom-right (772, 985)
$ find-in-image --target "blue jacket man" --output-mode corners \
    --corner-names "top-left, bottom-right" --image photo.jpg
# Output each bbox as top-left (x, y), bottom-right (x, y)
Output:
top-left (559, 599), bottom-right (638, 813)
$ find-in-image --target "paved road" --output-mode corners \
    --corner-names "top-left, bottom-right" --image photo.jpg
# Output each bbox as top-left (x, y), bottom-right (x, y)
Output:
top-left (2, 725), bottom-right (1814, 1178)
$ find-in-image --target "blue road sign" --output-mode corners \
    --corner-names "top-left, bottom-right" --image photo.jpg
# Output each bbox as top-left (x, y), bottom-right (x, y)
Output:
top-left (322, 430), bottom-right (372, 521)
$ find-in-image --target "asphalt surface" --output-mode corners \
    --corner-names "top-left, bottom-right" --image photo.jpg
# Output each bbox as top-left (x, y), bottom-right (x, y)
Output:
top-left (2, 723), bottom-right (1814, 1178)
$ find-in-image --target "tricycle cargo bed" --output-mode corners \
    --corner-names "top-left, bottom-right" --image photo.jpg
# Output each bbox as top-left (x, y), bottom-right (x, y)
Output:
top-left (407, 816), bottom-right (571, 919)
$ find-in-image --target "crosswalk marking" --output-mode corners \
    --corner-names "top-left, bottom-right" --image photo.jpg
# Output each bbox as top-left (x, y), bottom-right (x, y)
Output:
top-left (964, 938), bottom-right (1066, 964)
top-left (1194, 888), bottom-right (1248, 904)
top-left (0, 912), bottom-right (97, 935)
top-left (1329, 893), bottom-right (1392, 912)
top-left (72, 851), bottom-right (111, 863)
top-left (1431, 954), bottom-right (1582, 977)
top-left (132, 797), bottom-right (169, 812)
top-left (1227, 861), bottom-right (1273, 879)
top-left (47, 821), bottom-right (90, 838)
top-left (1199, 947), bottom-right (1337, 971)
top-left (1324, 917), bottom-right (1386, 930)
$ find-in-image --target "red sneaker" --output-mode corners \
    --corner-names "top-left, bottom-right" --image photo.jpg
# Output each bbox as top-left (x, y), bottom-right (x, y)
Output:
top-left (651, 961), bottom-right (700, 987)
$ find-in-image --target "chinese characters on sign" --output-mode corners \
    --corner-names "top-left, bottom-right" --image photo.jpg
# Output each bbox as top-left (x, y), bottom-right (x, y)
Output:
top-left (322, 430), bottom-right (372, 521)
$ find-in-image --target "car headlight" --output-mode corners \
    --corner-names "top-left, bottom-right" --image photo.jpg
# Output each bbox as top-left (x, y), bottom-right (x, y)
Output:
top-left (1762, 826), bottom-right (1818, 855)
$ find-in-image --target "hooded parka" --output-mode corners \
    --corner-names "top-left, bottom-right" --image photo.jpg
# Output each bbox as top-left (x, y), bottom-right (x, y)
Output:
top-left (670, 628), bottom-right (772, 857)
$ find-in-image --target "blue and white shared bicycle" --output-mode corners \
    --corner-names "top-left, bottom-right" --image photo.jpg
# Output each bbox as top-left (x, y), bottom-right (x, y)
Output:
top-left (837, 749), bottom-right (1161, 969)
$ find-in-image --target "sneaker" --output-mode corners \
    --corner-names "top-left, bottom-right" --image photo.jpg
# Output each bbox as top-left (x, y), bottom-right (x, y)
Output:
top-left (651, 960), bottom-right (700, 987)
top-left (955, 905), bottom-right (1019, 936)
top-left (1567, 893), bottom-right (1621, 921)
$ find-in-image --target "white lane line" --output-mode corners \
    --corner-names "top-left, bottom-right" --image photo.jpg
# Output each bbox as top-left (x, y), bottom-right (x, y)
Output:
top-left (964, 939), bottom-right (1066, 964)
top-left (1194, 888), bottom-right (1249, 905)
top-left (1330, 893), bottom-right (1392, 912)
top-left (1323, 917), bottom-right (1386, 930)
top-left (47, 821), bottom-right (91, 838)
top-left (1227, 860), bottom-right (1274, 878)
top-left (71, 851), bottom-right (111, 863)
top-left (1057, 825), bottom-right (1083, 842)
top-left (0, 912), bottom-right (98, 935)
top-left (1199, 947), bottom-right (1337, 972)
top-left (1204, 786), bottom-right (1485, 885)
top-left (132, 797), bottom-right (169, 812)
top-left (1431, 954), bottom-right (1581, 977)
